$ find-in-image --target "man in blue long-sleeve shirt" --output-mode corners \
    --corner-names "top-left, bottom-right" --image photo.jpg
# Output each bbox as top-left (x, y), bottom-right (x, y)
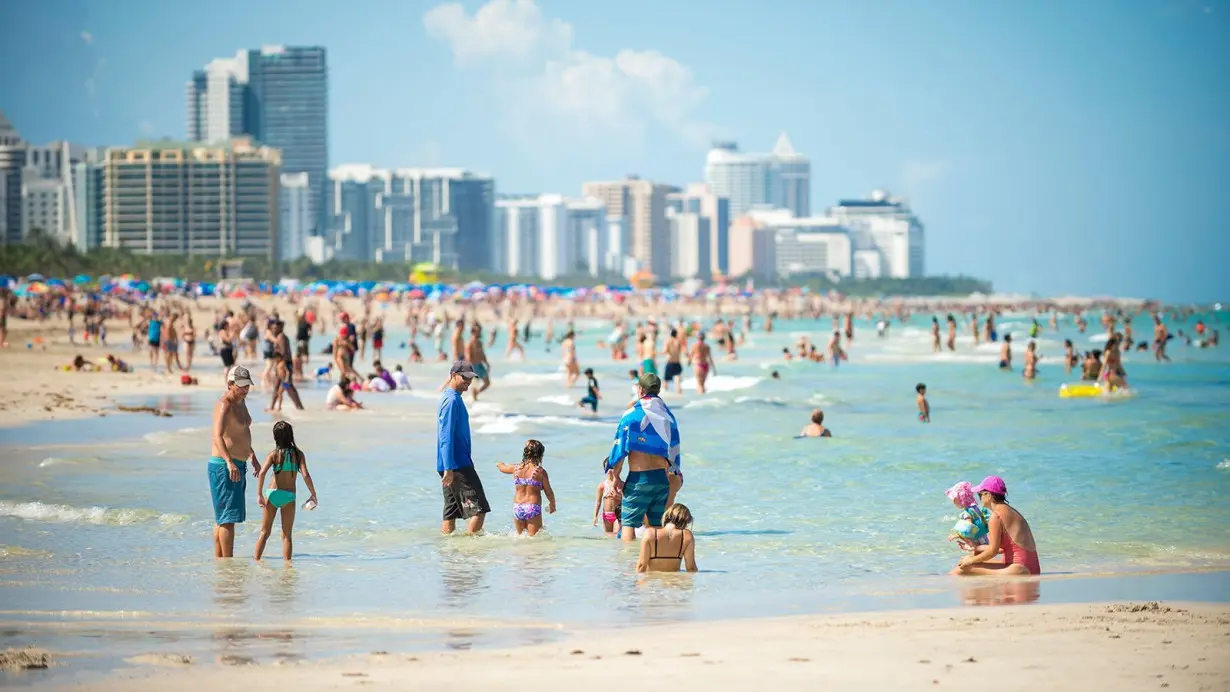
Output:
top-left (437, 359), bottom-right (490, 535)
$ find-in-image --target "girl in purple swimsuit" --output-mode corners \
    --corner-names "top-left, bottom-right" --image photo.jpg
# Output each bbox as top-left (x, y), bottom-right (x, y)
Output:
top-left (495, 439), bottom-right (556, 536)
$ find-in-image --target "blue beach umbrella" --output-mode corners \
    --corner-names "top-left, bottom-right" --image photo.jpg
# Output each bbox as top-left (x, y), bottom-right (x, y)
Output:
top-left (26, 273), bottom-right (45, 282)
top-left (72, 274), bottom-right (93, 284)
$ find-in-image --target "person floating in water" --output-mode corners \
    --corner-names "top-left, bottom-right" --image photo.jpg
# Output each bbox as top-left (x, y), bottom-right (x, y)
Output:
top-left (801, 409), bottom-right (832, 437)
top-left (916, 383), bottom-right (930, 423)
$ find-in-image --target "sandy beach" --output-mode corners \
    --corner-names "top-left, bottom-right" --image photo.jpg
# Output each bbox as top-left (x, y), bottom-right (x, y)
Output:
top-left (33, 601), bottom-right (1228, 691)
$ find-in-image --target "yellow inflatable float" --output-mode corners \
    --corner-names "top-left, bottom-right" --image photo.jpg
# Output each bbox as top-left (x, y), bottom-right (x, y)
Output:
top-left (1059, 383), bottom-right (1119, 398)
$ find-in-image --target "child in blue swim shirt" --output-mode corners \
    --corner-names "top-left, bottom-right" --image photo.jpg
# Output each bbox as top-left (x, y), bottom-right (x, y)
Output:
top-left (946, 481), bottom-right (989, 552)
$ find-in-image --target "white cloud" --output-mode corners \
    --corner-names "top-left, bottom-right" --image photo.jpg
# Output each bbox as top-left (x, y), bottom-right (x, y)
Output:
top-left (80, 31), bottom-right (93, 45)
top-left (423, 0), bottom-right (720, 149)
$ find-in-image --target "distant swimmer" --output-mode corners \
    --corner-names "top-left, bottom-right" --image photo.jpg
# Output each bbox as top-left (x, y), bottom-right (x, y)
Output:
top-left (1098, 334), bottom-right (1128, 391)
top-left (578, 367), bottom-right (601, 414)
top-left (663, 329), bottom-right (684, 394)
top-left (1153, 314), bottom-right (1171, 362)
top-left (465, 324), bottom-right (492, 402)
top-left (800, 409), bottom-right (832, 437)
top-left (916, 383), bottom-right (930, 423)
top-left (638, 332), bottom-right (658, 378)
top-left (506, 318), bottom-right (526, 360)
top-left (998, 334), bottom-right (1013, 371)
top-left (946, 314), bottom-right (957, 351)
top-left (931, 317), bottom-right (941, 352)
top-left (688, 332), bottom-right (716, 394)
top-left (1023, 341), bottom-right (1039, 380)
top-left (561, 330), bottom-right (580, 388)
top-left (1063, 339), bottom-right (1077, 375)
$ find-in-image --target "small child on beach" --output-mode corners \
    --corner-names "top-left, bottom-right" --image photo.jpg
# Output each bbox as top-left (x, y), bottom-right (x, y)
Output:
top-left (495, 439), bottom-right (556, 536)
top-left (593, 457), bottom-right (623, 536)
top-left (255, 421), bottom-right (318, 561)
top-left (916, 383), bottom-right (930, 423)
top-left (946, 481), bottom-right (989, 552)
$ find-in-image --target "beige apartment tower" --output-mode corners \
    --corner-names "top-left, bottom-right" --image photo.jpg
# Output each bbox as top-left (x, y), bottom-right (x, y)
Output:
top-left (103, 138), bottom-right (280, 257)
top-left (582, 176), bottom-right (676, 280)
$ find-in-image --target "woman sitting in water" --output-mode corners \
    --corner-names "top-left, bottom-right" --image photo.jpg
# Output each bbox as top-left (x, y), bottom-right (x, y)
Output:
top-left (636, 503), bottom-right (698, 573)
top-left (800, 409), bottom-right (832, 437)
top-left (953, 476), bottom-right (1041, 576)
top-left (325, 375), bottom-right (363, 410)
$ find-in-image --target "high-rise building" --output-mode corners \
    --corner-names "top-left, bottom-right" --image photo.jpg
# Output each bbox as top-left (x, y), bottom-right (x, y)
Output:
top-left (704, 133), bottom-right (810, 218)
top-left (582, 176), bottom-right (675, 280)
top-left (828, 190), bottom-right (924, 278)
top-left (102, 139), bottom-right (280, 257)
top-left (0, 110), bottom-right (26, 245)
top-left (187, 46), bottom-right (328, 240)
top-left (727, 216), bottom-right (777, 281)
top-left (494, 195), bottom-right (607, 279)
top-left (71, 161), bottom-right (104, 250)
top-left (279, 172), bottom-right (312, 261)
top-left (668, 210), bottom-right (711, 281)
top-left (769, 218), bottom-right (852, 278)
top-left (667, 183), bottom-right (729, 276)
top-left (494, 197), bottom-right (540, 277)
top-left (21, 141), bottom-right (94, 246)
top-left (326, 165), bottom-right (494, 269)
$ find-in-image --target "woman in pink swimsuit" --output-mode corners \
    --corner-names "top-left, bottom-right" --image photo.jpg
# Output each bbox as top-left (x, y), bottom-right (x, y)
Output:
top-left (952, 475), bottom-right (1042, 576)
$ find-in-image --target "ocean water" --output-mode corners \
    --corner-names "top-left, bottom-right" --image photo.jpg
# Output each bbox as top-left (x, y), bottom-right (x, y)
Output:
top-left (2, 311), bottom-right (1229, 672)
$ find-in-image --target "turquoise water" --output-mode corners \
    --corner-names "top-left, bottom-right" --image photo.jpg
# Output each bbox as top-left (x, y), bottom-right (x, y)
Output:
top-left (2, 312), bottom-right (1229, 669)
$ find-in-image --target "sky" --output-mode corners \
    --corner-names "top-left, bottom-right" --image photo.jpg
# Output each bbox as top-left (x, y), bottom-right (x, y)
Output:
top-left (1, 0), bottom-right (1227, 302)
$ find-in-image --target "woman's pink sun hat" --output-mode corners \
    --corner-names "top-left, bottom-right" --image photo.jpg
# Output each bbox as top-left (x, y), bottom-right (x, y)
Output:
top-left (972, 475), bottom-right (1007, 495)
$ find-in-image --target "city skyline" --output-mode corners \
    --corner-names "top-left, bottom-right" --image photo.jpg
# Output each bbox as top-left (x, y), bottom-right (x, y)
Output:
top-left (0, 0), bottom-right (1227, 301)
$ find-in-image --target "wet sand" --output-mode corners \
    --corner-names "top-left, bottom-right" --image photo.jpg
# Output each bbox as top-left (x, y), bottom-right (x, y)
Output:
top-left (41, 601), bottom-right (1230, 691)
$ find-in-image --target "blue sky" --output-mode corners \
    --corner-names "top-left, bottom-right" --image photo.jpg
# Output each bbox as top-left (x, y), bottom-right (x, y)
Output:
top-left (1, 0), bottom-right (1227, 301)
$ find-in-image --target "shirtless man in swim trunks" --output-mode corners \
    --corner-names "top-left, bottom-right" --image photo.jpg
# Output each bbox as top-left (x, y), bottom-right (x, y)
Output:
top-left (210, 366), bottom-right (261, 558)
top-left (999, 334), bottom-right (1013, 370)
top-left (466, 324), bottom-right (492, 401)
top-left (1153, 315), bottom-right (1171, 362)
top-left (662, 329), bottom-right (685, 394)
top-left (688, 332), bottom-right (716, 394)
top-left (451, 319), bottom-right (466, 363)
top-left (638, 333), bottom-right (658, 378)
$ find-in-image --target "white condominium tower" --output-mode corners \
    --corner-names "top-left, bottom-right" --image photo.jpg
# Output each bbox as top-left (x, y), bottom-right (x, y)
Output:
top-left (704, 132), bottom-right (810, 218)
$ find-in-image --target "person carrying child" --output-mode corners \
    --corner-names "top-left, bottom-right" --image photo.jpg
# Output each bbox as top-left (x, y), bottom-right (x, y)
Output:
top-left (945, 481), bottom-right (989, 552)
top-left (254, 421), bottom-right (318, 561)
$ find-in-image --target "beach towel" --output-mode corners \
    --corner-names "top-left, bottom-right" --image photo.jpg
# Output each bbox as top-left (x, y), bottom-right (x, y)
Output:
top-left (606, 396), bottom-right (681, 475)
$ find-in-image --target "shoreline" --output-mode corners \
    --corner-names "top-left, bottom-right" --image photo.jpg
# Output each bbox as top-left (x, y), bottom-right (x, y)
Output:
top-left (28, 600), bottom-right (1230, 691)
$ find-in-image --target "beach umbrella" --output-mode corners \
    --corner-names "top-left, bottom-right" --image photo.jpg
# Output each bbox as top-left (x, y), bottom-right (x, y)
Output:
top-left (72, 274), bottom-right (92, 284)
top-left (26, 273), bottom-right (45, 282)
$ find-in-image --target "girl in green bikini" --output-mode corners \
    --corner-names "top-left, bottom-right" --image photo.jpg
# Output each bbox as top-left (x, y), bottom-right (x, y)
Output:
top-left (255, 421), bottom-right (318, 561)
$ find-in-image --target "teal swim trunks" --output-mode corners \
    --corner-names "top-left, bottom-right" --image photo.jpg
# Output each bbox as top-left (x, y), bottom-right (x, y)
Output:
top-left (620, 469), bottom-right (670, 529)
top-left (208, 457), bottom-right (247, 524)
